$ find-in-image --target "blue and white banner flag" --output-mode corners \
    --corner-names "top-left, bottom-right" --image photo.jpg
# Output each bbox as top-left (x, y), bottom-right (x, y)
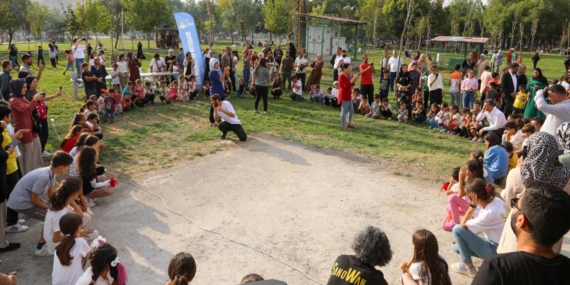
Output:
top-left (174, 12), bottom-right (205, 89)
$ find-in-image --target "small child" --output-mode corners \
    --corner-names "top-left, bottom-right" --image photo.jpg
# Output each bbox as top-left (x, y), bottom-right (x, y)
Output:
top-left (411, 88), bottom-right (423, 105)
top-left (310, 85), bottom-right (325, 104)
top-left (445, 167), bottom-right (461, 195)
top-left (398, 231), bottom-right (451, 285)
top-left (328, 82), bottom-right (339, 107)
top-left (75, 242), bottom-right (128, 285)
top-left (52, 213), bottom-right (92, 285)
top-left (379, 69), bottom-right (390, 100)
top-left (169, 81), bottom-right (179, 102)
top-left (112, 86), bottom-right (123, 114)
top-left (512, 84), bottom-right (529, 115)
top-left (85, 113), bottom-right (101, 137)
top-left (224, 78), bottom-right (231, 97)
top-left (504, 121), bottom-right (525, 152)
top-left (487, 82), bottom-right (499, 107)
top-left (459, 110), bottom-right (473, 139)
top-left (427, 103), bottom-right (440, 129)
top-left (379, 97), bottom-right (393, 119)
top-left (202, 80), bottom-right (211, 99)
top-left (103, 91), bottom-right (117, 124)
top-left (177, 76), bottom-right (189, 102)
top-left (434, 103), bottom-right (450, 130)
top-left (157, 81), bottom-right (170, 104)
top-left (352, 88), bottom-right (362, 112)
top-left (444, 104), bottom-right (460, 134)
top-left (188, 75), bottom-right (198, 99)
top-left (397, 101), bottom-right (409, 122)
top-left (503, 141), bottom-right (519, 173)
top-left (97, 90), bottom-right (107, 117)
top-left (237, 79), bottom-right (246, 99)
top-left (83, 101), bottom-right (97, 118)
top-left (412, 101), bottom-right (426, 123)
top-left (366, 95), bottom-right (381, 119)
top-left (521, 124), bottom-right (535, 151)
top-left (111, 64), bottom-right (120, 89)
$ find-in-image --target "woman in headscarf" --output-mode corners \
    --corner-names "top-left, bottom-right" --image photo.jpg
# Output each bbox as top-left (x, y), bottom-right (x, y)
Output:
top-left (417, 54), bottom-right (428, 74)
top-left (462, 52), bottom-right (475, 71)
top-left (517, 64), bottom-right (528, 89)
top-left (9, 78), bottom-right (43, 175)
top-left (524, 68), bottom-right (548, 119)
top-left (557, 122), bottom-right (570, 168)
top-left (208, 58), bottom-right (230, 126)
top-left (165, 49), bottom-right (176, 72)
top-left (203, 49), bottom-right (211, 83)
top-left (91, 58), bottom-right (108, 98)
top-left (136, 41), bottom-right (145, 60)
top-left (127, 52), bottom-right (141, 84)
top-left (498, 132), bottom-right (570, 254)
top-left (305, 54), bottom-right (324, 89)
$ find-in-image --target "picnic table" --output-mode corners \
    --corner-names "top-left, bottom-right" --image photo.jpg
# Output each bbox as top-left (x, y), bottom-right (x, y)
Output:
top-left (72, 71), bottom-right (180, 85)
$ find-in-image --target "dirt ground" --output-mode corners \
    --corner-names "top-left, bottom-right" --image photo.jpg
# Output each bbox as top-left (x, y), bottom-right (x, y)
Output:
top-left (2, 134), bottom-right (569, 285)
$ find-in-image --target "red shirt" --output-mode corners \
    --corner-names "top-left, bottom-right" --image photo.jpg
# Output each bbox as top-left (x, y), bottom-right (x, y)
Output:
top-left (61, 136), bottom-right (78, 153)
top-left (359, 63), bottom-right (373, 85)
top-left (507, 51), bottom-right (512, 63)
top-left (10, 97), bottom-right (38, 144)
top-left (337, 73), bottom-right (354, 104)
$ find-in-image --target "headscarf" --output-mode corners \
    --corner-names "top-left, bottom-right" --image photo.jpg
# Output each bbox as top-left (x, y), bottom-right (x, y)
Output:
top-left (533, 67), bottom-right (549, 86)
top-left (465, 53), bottom-right (474, 67)
top-left (9, 78), bottom-right (26, 99)
top-left (517, 64), bottom-right (526, 76)
top-left (209, 58), bottom-right (222, 76)
top-left (557, 122), bottom-right (570, 153)
top-left (521, 132), bottom-right (570, 188)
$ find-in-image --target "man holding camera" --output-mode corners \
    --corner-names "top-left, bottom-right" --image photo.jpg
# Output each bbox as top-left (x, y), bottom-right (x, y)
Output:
top-left (534, 85), bottom-right (570, 151)
top-left (359, 55), bottom-right (375, 105)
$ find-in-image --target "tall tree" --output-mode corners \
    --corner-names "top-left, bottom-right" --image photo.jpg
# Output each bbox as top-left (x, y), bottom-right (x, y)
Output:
top-left (100, 0), bottom-right (124, 49)
top-left (0, 0), bottom-right (30, 45)
top-left (263, 0), bottom-right (289, 38)
top-left (122, 0), bottom-right (172, 49)
top-left (62, 3), bottom-right (87, 38)
top-left (85, 0), bottom-right (111, 42)
top-left (27, 2), bottom-right (49, 45)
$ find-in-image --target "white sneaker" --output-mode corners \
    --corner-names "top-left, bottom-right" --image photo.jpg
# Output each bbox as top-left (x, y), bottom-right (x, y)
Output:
top-left (41, 150), bottom-right (52, 157)
top-left (85, 197), bottom-right (96, 208)
top-left (477, 138), bottom-right (485, 143)
top-left (17, 219), bottom-right (25, 224)
top-left (5, 224), bottom-right (29, 233)
top-left (471, 136), bottom-right (479, 141)
top-left (450, 262), bottom-right (477, 278)
top-left (34, 245), bottom-right (54, 257)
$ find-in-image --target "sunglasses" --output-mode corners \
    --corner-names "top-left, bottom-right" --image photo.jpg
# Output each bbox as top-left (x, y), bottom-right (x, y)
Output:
top-left (510, 197), bottom-right (522, 213)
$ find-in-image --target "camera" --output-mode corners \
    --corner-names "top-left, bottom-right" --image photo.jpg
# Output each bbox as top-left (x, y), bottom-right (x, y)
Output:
top-left (40, 92), bottom-right (46, 97)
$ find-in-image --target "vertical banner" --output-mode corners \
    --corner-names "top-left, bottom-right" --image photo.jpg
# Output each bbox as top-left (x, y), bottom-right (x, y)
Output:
top-left (174, 12), bottom-right (205, 89)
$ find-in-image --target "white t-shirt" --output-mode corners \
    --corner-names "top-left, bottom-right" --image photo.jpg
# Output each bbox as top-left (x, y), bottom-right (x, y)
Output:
top-left (7, 123), bottom-right (21, 157)
top-left (428, 73), bottom-right (444, 91)
top-left (292, 80), bottom-right (302, 95)
top-left (52, 238), bottom-right (91, 285)
top-left (334, 54), bottom-right (344, 68)
top-left (388, 56), bottom-right (403, 72)
top-left (116, 61), bottom-right (128, 73)
top-left (111, 70), bottom-right (120, 85)
top-left (294, 57), bottom-right (308, 74)
top-left (72, 45), bottom-right (85, 59)
top-left (150, 57), bottom-right (166, 72)
top-left (218, 101), bottom-right (241, 125)
top-left (75, 267), bottom-right (114, 285)
top-left (44, 206), bottom-right (73, 253)
top-left (465, 197), bottom-right (508, 244)
top-left (409, 254), bottom-right (449, 285)
top-left (343, 57), bottom-right (351, 64)
top-left (510, 130), bottom-right (525, 151)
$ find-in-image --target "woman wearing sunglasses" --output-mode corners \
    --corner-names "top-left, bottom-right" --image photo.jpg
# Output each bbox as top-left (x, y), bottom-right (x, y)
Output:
top-left (498, 132), bottom-right (570, 254)
top-left (449, 178), bottom-right (508, 278)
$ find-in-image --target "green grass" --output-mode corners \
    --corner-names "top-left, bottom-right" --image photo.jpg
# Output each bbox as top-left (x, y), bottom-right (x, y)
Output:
top-left (2, 39), bottom-right (567, 181)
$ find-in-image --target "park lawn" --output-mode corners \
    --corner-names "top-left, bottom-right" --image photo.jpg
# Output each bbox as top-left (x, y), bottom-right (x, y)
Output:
top-left (6, 39), bottom-right (568, 181)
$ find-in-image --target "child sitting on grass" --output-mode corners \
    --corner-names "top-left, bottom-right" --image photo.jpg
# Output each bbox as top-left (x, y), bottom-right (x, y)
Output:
top-left (168, 81), bottom-right (178, 103)
top-left (352, 88), bottom-right (363, 113)
top-left (444, 104), bottom-right (460, 134)
top-left (358, 93), bottom-right (370, 115)
top-left (427, 103), bottom-right (440, 129)
top-left (434, 103), bottom-right (450, 130)
top-left (177, 76), bottom-right (189, 102)
top-left (157, 81), bottom-right (169, 104)
top-left (188, 75), bottom-right (198, 100)
top-left (97, 91), bottom-right (106, 117)
top-left (512, 84), bottom-right (529, 115)
top-left (379, 69), bottom-right (390, 100)
top-left (502, 141), bottom-right (518, 173)
top-left (202, 80), bottom-right (211, 99)
top-left (379, 97), bottom-right (393, 119)
top-left (83, 101), bottom-right (97, 118)
top-left (459, 109), bottom-right (473, 139)
top-left (310, 85), bottom-right (325, 104)
top-left (366, 94), bottom-right (381, 119)
top-left (412, 101), bottom-right (426, 123)
top-left (411, 88), bottom-right (423, 106)
top-left (103, 92), bottom-right (116, 124)
top-left (237, 79), bottom-right (247, 99)
top-left (397, 101), bottom-right (409, 123)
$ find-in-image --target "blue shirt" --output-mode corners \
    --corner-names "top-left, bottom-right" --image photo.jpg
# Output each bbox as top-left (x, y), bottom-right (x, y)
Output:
top-left (122, 87), bottom-right (134, 99)
top-left (209, 71), bottom-right (225, 99)
top-left (484, 145), bottom-right (509, 182)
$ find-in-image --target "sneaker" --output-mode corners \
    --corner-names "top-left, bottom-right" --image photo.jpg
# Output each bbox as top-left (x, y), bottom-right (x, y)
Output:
top-left (17, 219), bottom-right (25, 224)
top-left (477, 138), bottom-right (485, 143)
top-left (428, 126), bottom-right (433, 129)
top-left (450, 263), bottom-right (477, 278)
top-left (34, 246), bottom-right (54, 257)
top-left (220, 135), bottom-right (226, 140)
top-left (85, 197), bottom-right (96, 208)
top-left (441, 221), bottom-right (456, 231)
top-left (471, 136), bottom-right (479, 141)
top-left (5, 224), bottom-right (29, 233)
top-left (450, 131), bottom-right (457, 135)
top-left (41, 150), bottom-right (52, 157)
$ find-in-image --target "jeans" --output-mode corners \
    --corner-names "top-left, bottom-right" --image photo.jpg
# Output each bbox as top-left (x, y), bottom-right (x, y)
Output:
top-left (414, 113), bottom-right (426, 123)
top-left (9, 55), bottom-right (18, 68)
top-left (63, 61), bottom-right (74, 74)
top-left (450, 91), bottom-right (461, 108)
top-left (282, 72), bottom-right (292, 91)
top-left (75, 58), bottom-right (84, 79)
top-left (340, 100), bottom-right (354, 127)
top-left (462, 91), bottom-right (475, 110)
top-left (427, 118), bottom-right (439, 129)
top-left (389, 72), bottom-right (397, 91)
top-left (219, 121), bottom-right (247, 141)
top-left (243, 68), bottom-right (251, 89)
top-left (311, 95), bottom-right (324, 104)
top-left (452, 224), bottom-right (498, 264)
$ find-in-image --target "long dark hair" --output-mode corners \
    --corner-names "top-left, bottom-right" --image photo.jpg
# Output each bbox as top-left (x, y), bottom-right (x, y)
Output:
top-left (77, 147), bottom-right (97, 178)
top-left (254, 58), bottom-right (267, 76)
top-left (60, 125), bottom-right (84, 149)
top-left (70, 113), bottom-right (85, 129)
top-left (484, 132), bottom-right (501, 148)
top-left (75, 133), bottom-right (92, 149)
top-left (466, 177), bottom-right (495, 200)
top-left (466, 159), bottom-right (485, 180)
top-left (88, 243), bottom-right (118, 285)
top-left (55, 213), bottom-right (83, 266)
top-left (410, 229), bottom-right (452, 285)
top-left (167, 252), bottom-right (197, 285)
top-left (48, 177), bottom-right (82, 211)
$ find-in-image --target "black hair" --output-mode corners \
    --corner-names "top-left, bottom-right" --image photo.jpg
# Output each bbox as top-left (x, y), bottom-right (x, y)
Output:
top-left (454, 64), bottom-right (461, 71)
top-left (484, 132), bottom-right (501, 148)
top-left (51, 151), bottom-right (74, 168)
top-left (1, 60), bottom-right (10, 69)
top-left (88, 243), bottom-right (118, 285)
top-left (531, 116), bottom-right (544, 126)
top-left (466, 177), bottom-right (494, 200)
top-left (504, 121), bottom-right (518, 130)
top-left (168, 252), bottom-right (197, 285)
top-left (502, 141), bottom-right (514, 153)
top-left (466, 159), bottom-right (485, 179)
top-left (0, 105), bottom-right (11, 120)
top-left (451, 167), bottom-right (460, 181)
top-left (520, 182), bottom-right (570, 246)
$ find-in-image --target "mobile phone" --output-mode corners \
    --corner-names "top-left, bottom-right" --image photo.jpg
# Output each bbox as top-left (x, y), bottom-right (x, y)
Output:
top-left (59, 86), bottom-right (62, 90)
top-left (5, 139), bottom-right (19, 151)
top-left (41, 92), bottom-right (46, 97)
top-left (370, 63), bottom-right (374, 66)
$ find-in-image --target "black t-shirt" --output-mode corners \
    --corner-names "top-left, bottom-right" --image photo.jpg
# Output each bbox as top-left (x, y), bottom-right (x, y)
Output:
top-left (326, 255), bottom-right (387, 285)
top-left (82, 171), bottom-right (98, 196)
top-left (82, 71), bottom-right (96, 90)
top-left (472, 251), bottom-right (570, 285)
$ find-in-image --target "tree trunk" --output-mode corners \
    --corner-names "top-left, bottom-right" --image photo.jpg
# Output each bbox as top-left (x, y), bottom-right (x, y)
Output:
top-left (115, 31), bottom-right (120, 49)
top-left (147, 32), bottom-right (151, 50)
top-left (519, 22), bottom-right (524, 53)
top-left (8, 31), bottom-right (13, 46)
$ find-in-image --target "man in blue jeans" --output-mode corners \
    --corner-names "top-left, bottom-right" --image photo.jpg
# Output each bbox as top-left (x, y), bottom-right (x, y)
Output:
top-left (387, 50), bottom-right (403, 92)
top-left (72, 38), bottom-right (88, 84)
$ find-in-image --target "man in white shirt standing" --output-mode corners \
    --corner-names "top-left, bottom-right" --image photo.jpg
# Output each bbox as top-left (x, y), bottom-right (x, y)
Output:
top-left (150, 53), bottom-right (166, 72)
top-left (479, 65), bottom-right (493, 100)
top-left (331, 47), bottom-right (343, 82)
top-left (535, 85), bottom-right (570, 152)
top-left (387, 50), bottom-right (403, 92)
top-left (294, 51), bottom-right (308, 92)
top-left (211, 94), bottom-right (247, 141)
top-left (474, 99), bottom-right (507, 143)
top-left (72, 38), bottom-right (87, 82)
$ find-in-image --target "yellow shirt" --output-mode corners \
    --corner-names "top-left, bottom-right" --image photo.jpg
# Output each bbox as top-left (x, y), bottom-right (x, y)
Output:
top-left (513, 91), bottom-right (529, 109)
top-left (508, 154), bottom-right (519, 173)
top-left (2, 129), bottom-right (17, 175)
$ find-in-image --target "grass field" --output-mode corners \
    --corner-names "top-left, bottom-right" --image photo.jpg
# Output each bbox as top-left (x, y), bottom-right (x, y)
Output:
top-left (2, 38), bottom-right (568, 181)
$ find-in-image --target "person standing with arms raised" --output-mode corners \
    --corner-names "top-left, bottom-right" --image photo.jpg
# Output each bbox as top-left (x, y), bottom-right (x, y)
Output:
top-left (359, 55), bottom-right (375, 105)
top-left (208, 58), bottom-right (230, 127)
top-left (338, 64), bottom-right (360, 131)
top-left (71, 38), bottom-right (87, 83)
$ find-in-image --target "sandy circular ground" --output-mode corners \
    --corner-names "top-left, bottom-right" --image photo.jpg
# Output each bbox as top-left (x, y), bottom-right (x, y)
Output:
top-left (3, 134), bottom-right (570, 284)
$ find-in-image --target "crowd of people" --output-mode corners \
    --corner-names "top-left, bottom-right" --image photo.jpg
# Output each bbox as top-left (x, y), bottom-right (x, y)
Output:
top-left (2, 38), bottom-right (570, 284)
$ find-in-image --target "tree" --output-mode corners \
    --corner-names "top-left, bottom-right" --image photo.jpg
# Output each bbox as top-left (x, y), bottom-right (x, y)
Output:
top-left (62, 3), bottom-right (87, 38)
top-left (263, 0), bottom-right (289, 38)
top-left (100, 0), bottom-right (124, 49)
top-left (85, 0), bottom-right (111, 42)
top-left (122, 0), bottom-right (172, 49)
top-left (0, 0), bottom-right (30, 45)
top-left (27, 2), bottom-right (49, 44)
